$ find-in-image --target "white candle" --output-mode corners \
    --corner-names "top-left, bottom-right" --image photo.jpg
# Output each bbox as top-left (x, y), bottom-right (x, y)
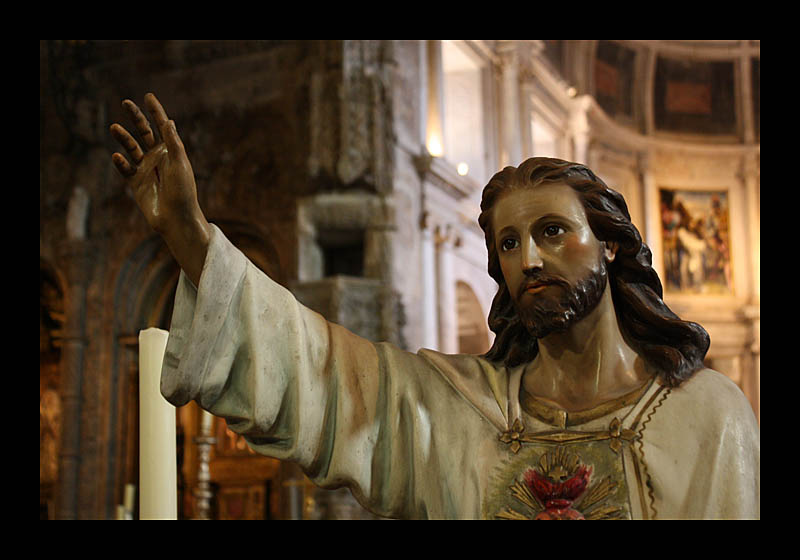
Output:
top-left (138, 328), bottom-right (177, 520)
top-left (122, 483), bottom-right (136, 519)
top-left (201, 409), bottom-right (214, 436)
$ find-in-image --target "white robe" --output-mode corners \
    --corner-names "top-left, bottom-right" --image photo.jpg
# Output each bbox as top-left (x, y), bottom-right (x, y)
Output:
top-left (161, 225), bottom-right (760, 519)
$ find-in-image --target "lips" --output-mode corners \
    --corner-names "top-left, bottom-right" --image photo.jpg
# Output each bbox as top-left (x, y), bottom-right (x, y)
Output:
top-left (517, 274), bottom-right (570, 300)
top-left (523, 281), bottom-right (551, 295)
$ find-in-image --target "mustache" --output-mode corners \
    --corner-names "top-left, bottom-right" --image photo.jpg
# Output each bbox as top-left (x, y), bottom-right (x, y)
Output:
top-left (516, 271), bottom-right (572, 300)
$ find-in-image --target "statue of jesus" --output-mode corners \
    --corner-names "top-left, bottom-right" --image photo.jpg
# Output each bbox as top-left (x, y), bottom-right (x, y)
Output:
top-left (111, 93), bottom-right (759, 519)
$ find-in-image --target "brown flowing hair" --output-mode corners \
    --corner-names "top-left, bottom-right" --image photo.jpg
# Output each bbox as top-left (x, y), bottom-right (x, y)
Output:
top-left (477, 157), bottom-right (710, 387)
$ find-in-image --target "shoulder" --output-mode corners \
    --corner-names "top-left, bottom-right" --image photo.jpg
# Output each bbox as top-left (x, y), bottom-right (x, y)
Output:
top-left (669, 368), bottom-right (747, 407)
top-left (673, 367), bottom-right (740, 395)
top-left (416, 349), bottom-right (501, 385)
top-left (660, 368), bottom-right (757, 433)
top-left (414, 349), bottom-right (510, 428)
top-left (365, 345), bottom-right (494, 388)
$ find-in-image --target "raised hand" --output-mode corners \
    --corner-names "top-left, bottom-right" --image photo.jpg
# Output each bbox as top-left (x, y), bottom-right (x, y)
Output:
top-left (110, 93), bottom-right (211, 286)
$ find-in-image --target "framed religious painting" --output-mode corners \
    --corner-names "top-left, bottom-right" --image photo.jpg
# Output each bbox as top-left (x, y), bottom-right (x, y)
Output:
top-left (659, 187), bottom-right (733, 296)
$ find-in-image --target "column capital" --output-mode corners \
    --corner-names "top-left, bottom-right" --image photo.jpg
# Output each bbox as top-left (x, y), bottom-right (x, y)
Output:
top-left (434, 223), bottom-right (462, 248)
top-left (496, 40), bottom-right (543, 63)
top-left (434, 223), bottom-right (452, 246)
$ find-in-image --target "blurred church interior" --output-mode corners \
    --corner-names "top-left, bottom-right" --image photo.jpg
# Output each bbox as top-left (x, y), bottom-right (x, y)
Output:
top-left (40, 40), bottom-right (760, 520)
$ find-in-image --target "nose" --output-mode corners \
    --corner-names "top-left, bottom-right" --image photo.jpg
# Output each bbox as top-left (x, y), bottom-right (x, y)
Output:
top-left (521, 236), bottom-right (543, 274)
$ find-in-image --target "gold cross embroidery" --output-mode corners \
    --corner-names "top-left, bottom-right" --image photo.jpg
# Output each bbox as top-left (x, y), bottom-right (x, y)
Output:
top-left (499, 417), bottom-right (638, 454)
top-left (499, 418), bottom-right (526, 453)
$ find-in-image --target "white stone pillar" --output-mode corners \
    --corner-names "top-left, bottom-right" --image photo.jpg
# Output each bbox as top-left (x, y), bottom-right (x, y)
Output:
top-left (742, 152), bottom-right (760, 303)
top-left (569, 94), bottom-right (591, 165)
top-left (743, 305), bottom-right (760, 424)
top-left (420, 212), bottom-right (439, 350)
top-left (638, 151), bottom-right (662, 279)
top-left (426, 40), bottom-right (445, 156)
top-left (741, 151), bottom-right (760, 425)
top-left (497, 42), bottom-right (522, 168)
top-left (436, 224), bottom-right (459, 354)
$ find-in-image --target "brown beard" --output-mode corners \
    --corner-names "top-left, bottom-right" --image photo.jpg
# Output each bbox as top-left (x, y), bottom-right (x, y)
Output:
top-left (515, 260), bottom-right (609, 339)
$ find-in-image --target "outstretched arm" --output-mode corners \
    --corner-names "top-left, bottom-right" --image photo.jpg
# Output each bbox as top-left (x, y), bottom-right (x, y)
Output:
top-left (110, 93), bottom-right (211, 287)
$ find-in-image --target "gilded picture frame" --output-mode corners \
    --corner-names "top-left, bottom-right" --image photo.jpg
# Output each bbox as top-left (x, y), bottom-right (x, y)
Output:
top-left (659, 187), bottom-right (733, 296)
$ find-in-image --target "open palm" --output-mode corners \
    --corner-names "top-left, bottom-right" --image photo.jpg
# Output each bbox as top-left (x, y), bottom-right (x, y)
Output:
top-left (110, 93), bottom-right (200, 236)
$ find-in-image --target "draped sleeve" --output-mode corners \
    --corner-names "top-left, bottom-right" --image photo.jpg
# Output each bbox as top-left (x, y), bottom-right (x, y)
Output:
top-left (160, 224), bottom-right (501, 519)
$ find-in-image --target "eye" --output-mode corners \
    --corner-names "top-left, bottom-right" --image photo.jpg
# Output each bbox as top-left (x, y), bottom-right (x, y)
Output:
top-left (543, 225), bottom-right (565, 238)
top-left (500, 238), bottom-right (519, 252)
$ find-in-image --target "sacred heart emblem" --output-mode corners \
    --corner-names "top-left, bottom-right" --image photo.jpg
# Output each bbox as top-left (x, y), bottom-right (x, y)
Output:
top-left (496, 446), bottom-right (624, 520)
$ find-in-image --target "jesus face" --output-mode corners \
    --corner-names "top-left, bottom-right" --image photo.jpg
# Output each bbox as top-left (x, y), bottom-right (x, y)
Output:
top-left (491, 182), bottom-right (615, 339)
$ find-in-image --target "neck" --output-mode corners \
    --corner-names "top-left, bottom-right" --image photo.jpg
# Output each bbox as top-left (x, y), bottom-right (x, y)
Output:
top-left (522, 284), bottom-right (651, 412)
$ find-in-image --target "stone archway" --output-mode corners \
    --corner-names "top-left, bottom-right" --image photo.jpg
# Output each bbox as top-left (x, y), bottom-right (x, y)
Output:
top-left (105, 233), bottom-right (180, 518)
top-left (107, 222), bottom-right (285, 519)
top-left (456, 281), bottom-right (490, 355)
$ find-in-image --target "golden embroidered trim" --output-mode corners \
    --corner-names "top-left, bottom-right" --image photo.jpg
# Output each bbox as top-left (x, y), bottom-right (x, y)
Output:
top-left (636, 386), bottom-right (671, 520)
top-left (629, 441), bottom-right (649, 520)
top-left (499, 417), bottom-right (638, 455)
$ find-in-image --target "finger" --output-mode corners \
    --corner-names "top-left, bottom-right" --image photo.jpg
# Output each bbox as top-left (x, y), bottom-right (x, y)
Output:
top-left (112, 152), bottom-right (137, 177)
top-left (122, 99), bottom-right (157, 149)
top-left (162, 120), bottom-right (186, 159)
top-left (110, 123), bottom-right (144, 163)
top-left (144, 93), bottom-right (170, 135)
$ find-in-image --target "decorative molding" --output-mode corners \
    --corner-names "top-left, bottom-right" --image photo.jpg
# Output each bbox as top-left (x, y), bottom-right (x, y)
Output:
top-left (621, 40), bottom-right (759, 61)
top-left (464, 40), bottom-right (500, 66)
top-left (414, 149), bottom-right (477, 200)
top-left (587, 96), bottom-right (759, 157)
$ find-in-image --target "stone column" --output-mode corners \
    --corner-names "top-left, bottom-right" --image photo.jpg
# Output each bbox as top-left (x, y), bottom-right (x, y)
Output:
top-left (569, 94), bottom-right (592, 165)
top-left (497, 42), bottom-right (522, 168)
top-left (741, 152), bottom-right (760, 303)
top-left (740, 150), bottom-right (759, 424)
top-left (742, 305), bottom-right (760, 423)
top-left (426, 40), bottom-right (445, 156)
top-left (740, 52), bottom-right (756, 145)
top-left (638, 151), bottom-right (661, 276)
top-left (435, 224), bottom-right (459, 355)
top-left (420, 212), bottom-right (439, 350)
top-left (54, 188), bottom-right (94, 519)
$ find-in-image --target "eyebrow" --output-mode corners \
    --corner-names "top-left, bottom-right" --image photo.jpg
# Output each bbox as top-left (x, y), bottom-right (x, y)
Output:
top-left (496, 212), bottom-right (578, 237)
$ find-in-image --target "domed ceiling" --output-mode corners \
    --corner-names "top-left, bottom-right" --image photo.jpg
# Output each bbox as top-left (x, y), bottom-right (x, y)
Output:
top-left (543, 40), bottom-right (759, 142)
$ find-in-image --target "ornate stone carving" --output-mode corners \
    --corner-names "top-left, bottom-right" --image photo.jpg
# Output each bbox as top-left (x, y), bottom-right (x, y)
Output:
top-left (309, 40), bottom-right (396, 194)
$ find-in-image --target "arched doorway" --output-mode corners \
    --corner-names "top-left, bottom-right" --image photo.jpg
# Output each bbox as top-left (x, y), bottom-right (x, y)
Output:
top-left (456, 281), bottom-right (490, 355)
top-left (109, 223), bottom-right (287, 519)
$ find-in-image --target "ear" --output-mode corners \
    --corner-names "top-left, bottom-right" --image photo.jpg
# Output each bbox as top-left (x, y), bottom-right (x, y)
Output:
top-left (604, 241), bottom-right (619, 263)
